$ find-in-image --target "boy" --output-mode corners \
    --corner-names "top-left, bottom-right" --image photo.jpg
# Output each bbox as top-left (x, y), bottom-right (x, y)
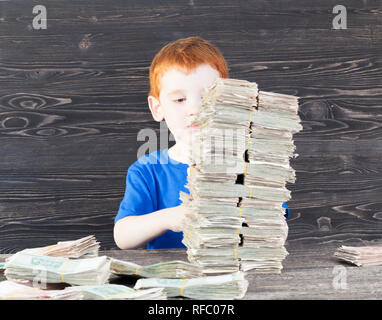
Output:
top-left (113, 36), bottom-right (289, 250)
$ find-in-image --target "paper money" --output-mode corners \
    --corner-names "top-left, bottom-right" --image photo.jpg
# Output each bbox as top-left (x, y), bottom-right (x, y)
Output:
top-left (0, 280), bottom-right (83, 300)
top-left (134, 271), bottom-right (248, 300)
top-left (182, 78), bottom-right (301, 277)
top-left (190, 78), bottom-right (256, 175)
top-left (237, 89), bottom-right (301, 273)
top-left (334, 245), bottom-right (382, 266)
top-left (110, 258), bottom-right (204, 278)
top-left (195, 78), bottom-right (258, 126)
top-left (69, 284), bottom-right (166, 300)
top-left (20, 235), bottom-right (100, 258)
top-left (4, 251), bottom-right (110, 286)
top-left (0, 281), bottom-right (165, 300)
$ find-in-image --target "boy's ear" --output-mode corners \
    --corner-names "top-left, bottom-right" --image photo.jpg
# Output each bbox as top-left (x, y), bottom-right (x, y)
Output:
top-left (148, 95), bottom-right (164, 122)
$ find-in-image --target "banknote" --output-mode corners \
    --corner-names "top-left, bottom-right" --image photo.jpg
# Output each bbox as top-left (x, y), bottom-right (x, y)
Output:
top-left (69, 284), bottom-right (166, 300)
top-left (134, 271), bottom-right (248, 300)
top-left (20, 235), bottom-right (100, 258)
top-left (0, 280), bottom-right (83, 300)
top-left (4, 251), bottom-right (110, 286)
top-left (334, 245), bottom-right (382, 266)
top-left (110, 259), bottom-right (204, 278)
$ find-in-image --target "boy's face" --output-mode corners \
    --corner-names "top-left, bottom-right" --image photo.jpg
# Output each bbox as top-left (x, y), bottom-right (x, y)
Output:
top-left (148, 63), bottom-right (220, 148)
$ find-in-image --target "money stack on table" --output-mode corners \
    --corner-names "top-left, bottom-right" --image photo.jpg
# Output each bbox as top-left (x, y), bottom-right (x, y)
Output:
top-left (181, 78), bottom-right (257, 276)
top-left (334, 245), bottom-right (382, 267)
top-left (0, 236), bottom-right (167, 300)
top-left (239, 90), bottom-right (302, 273)
top-left (3, 235), bottom-right (111, 287)
top-left (4, 251), bottom-right (111, 286)
top-left (0, 235), bottom-right (249, 300)
top-left (181, 78), bottom-right (302, 275)
top-left (110, 258), bottom-right (204, 278)
top-left (20, 234), bottom-right (100, 258)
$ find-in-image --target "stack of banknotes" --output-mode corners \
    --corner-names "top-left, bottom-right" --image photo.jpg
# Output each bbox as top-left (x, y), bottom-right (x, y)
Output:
top-left (110, 258), bottom-right (204, 278)
top-left (0, 236), bottom-right (170, 300)
top-left (0, 280), bottom-right (83, 300)
top-left (181, 78), bottom-right (257, 276)
top-left (0, 280), bottom-right (167, 300)
top-left (110, 258), bottom-right (248, 299)
top-left (239, 90), bottom-right (302, 273)
top-left (2, 235), bottom-right (107, 288)
top-left (19, 235), bottom-right (100, 258)
top-left (334, 245), bottom-right (382, 266)
top-left (181, 78), bottom-right (302, 275)
top-left (134, 271), bottom-right (248, 300)
top-left (69, 284), bottom-right (167, 300)
top-left (4, 251), bottom-right (111, 286)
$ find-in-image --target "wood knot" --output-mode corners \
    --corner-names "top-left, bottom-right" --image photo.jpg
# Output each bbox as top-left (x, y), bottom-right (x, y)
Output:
top-left (79, 34), bottom-right (92, 50)
top-left (317, 216), bottom-right (332, 231)
top-left (299, 100), bottom-right (334, 120)
top-left (1, 116), bottom-right (29, 129)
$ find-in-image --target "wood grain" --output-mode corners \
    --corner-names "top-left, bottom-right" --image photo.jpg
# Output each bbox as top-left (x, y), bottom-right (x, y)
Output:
top-left (0, 0), bottom-right (381, 252)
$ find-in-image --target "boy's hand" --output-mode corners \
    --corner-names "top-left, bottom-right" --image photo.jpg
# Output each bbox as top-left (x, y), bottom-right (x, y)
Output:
top-left (166, 204), bottom-right (192, 233)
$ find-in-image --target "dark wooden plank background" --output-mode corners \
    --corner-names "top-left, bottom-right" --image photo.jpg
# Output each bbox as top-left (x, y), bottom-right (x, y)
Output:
top-left (0, 0), bottom-right (381, 253)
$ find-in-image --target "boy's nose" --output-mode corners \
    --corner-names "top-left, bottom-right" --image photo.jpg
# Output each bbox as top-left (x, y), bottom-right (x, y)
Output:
top-left (187, 97), bottom-right (201, 117)
top-left (187, 110), bottom-right (200, 119)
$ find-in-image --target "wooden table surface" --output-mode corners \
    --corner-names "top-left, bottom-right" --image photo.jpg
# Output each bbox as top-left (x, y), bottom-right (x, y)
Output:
top-left (2, 241), bottom-right (382, 300)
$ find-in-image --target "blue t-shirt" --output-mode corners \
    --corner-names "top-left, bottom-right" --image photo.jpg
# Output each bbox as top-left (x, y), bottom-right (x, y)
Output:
top-left (115, 148), bottom-right (290, 249)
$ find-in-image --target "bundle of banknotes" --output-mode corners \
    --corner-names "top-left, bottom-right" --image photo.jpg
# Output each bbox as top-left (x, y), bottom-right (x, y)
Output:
top-left (69, 284), bottom-right (167, 300)
top-left (239, 89), bottom-right (301, 273)
top-left (19, 235), bottom-right (100, 258)
top-left (2, 235), bottom-right (108, 288)
top-left (0, 280), bottom-right (167, 300)
top-left (0, 235), bottom-right (170, 299)
top-left (181, 78), bottom-right (302, 275)
top-left (0, 280), bottom-right (83, 300)
top-left (334, 245), bottom-right (382, 266)
top-left (110, 258), bottom-right (204, 278)
top-left (134, 271), bottom-right (248, 300)
top-left (4, 251), bottom-right (111, 286)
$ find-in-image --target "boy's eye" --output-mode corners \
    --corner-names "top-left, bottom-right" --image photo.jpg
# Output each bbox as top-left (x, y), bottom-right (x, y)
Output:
top-left (174, 98), bottom-right (186, 103)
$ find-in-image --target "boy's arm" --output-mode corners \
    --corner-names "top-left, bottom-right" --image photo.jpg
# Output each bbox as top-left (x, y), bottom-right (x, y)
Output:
top-left (113, 204), bottom-right (188, 249)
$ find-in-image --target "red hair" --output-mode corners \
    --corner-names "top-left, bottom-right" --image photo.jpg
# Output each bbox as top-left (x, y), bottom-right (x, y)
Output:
top-left (149, 36), bottom-right (229, 99)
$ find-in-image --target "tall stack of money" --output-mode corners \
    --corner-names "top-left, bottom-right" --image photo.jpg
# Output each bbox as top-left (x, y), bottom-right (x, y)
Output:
top-left (181, 78), bottom-right (302, 275)
top-left (180, 78), bottom-right (258, 275)
top-left (239, 91), bottom-right (302, 273)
